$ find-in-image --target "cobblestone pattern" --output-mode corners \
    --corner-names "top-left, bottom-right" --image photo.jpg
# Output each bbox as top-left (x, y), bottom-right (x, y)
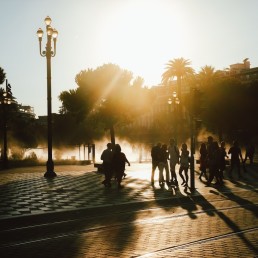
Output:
top-left (2, 205), bottom-right (257, 258)
top-left (0, 163), bottom-right (257, 219)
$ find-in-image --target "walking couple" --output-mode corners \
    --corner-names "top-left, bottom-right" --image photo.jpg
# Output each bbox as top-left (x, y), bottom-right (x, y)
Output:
top-left (101, 143), bottom-right (130, 189)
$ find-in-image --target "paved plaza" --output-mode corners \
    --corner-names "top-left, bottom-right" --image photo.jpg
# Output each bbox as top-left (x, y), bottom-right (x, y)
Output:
top-left (0, 162), bottom-right (257, 219)
top-left (0, 162), bottom-right (257, 257)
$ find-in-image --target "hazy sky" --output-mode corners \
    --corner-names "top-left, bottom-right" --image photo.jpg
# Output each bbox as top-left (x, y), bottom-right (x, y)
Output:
top-left (1, 0), bottom-right (258, 116)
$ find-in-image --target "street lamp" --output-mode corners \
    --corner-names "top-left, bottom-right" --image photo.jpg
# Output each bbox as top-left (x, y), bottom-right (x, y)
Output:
top-left (37, 16), bottom-right (58, 178)
top-left (168, 92), bottom-right (180, 143)
top-left (0, 80), bottom-right (13, 169)
top-left (189, 87), bottom-right (197, 192)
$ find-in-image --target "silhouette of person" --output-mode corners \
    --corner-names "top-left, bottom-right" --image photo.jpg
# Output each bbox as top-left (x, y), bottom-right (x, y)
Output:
top-left (112, 144), bottom-right (130, 189)
top-left (199, 142), bottom-right (208, 180)
top-left (151, 142), bottom-right (161, 185)
top-left (100, 143), bottom-right (113, 187)
top-left (168, 138), bottom-right (180, 186)
top-left (228, 140), bottom-right (243, 179)
top-left (158, 144), bottom-right (170, 187)
top-left (218, 141), bottom-right (228, 183)
top-left (206, 141), bottom-right (221, 186)
top-left (178, 143), bottom-right (190, 187)
top-left (206, 136), bottom-right (214, 169)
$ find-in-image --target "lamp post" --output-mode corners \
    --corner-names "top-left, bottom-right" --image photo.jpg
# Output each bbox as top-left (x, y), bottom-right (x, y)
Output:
top-left (37, 16), bottom-right (58, 178)
top-left (190, 113), bottom-right (195, 192)
top-left (0, 80), bottom-right (12, 169)
top-left (168, 91), bottom-right (180, 143)
top-left (189, 88), bottom-right (197, 192)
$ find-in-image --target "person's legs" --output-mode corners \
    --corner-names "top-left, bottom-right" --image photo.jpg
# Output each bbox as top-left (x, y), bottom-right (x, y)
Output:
top-left (151, 161), bottom-right (158, 184)
top-left (228, 163), bottom-right (234, 178)
top-left (158, 162), bottom-right (165, 185)
top-left (199, 159), bottom-right (205, 179)
top-left (249, 154), bottom-right (254, 164)
top-left (164, 162), bottom-right (170, 184)
top-left (179, 166), bottom-right (185, 184)
top-left (214, 168), bottom-right (221, 185)
top-left (203, 168), bottom-right (208, 180)
top-left (243, 154), bottom-right (247, 164)
top-left (206, 167), bottom-right (215, 186)
top-left (102, 163), bottom-right (111, 187)
top-left (117, 170), bottom-right (124, 188)
top-left (236, 162), bottom-right (241, 178)
top-left (184, 167), bottom-right (189, 186)
top-left (106, 163), bottom-right (113, 185)
top-left (170, 162), bottom-right (178, 185)
top-left (218, 169), bottom-right (223, 183)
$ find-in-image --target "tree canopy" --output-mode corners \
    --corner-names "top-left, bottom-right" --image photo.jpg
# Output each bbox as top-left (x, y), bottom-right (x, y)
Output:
top-left (0, 67), bottom-right (6, 85)
top-left (162, 58), bottom-right (195, 100)
top-left (58, 63), bottom-right (153, 145)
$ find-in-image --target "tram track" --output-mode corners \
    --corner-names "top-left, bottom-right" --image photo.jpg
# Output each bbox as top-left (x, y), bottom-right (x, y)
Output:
top-left (1, 200), bottom-right (257, 249)
top-left (137, 227), bottom-right (258, 257)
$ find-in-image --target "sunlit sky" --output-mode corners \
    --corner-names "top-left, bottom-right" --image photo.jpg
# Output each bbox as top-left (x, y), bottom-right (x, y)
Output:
top-left (1, 0), bottom-right (258, 116)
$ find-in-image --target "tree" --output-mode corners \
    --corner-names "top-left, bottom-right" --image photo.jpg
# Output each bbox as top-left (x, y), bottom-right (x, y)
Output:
top-left (162, 58), bottom-right (194, 100)
top-left (203, 77), bottom-right (245, 141)
top-left (0, 67), bottom-right (6, 85)
top-left (59, 63), bottom-right (149, 147)
top-left (197, 65), bottom-right (220, 89)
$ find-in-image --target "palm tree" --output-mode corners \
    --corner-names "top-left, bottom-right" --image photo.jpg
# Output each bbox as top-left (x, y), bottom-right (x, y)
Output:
top-left (0, 67), bottom-right (6, 85)
top-left (197, 65), bottom-right (219, 88)
top-left (162, 58), bottom-right (194, 100)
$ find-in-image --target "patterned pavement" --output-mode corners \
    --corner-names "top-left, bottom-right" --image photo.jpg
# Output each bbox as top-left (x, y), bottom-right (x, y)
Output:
top-left (0, 162), bottom-right (257, 220)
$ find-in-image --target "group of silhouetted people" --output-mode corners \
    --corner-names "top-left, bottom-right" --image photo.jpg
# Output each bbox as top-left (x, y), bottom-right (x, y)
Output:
top-left (151, 136), bottom-right (255, 188)
top-left (200, 136), bottom-right (255, 186)
top-left (151, 138), bottom-right (192, 188)
top-left (200, 136), bottom-right (228, 186)
top-left (100, 143), bottom-right (130, 189)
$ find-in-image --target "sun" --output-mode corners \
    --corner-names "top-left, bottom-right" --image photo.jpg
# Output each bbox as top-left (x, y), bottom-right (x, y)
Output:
top-left (92, 0), bottom-right (183, 86)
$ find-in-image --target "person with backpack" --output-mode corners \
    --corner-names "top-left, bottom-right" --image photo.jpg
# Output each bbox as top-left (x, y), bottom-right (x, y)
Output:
top-left (112, 144), bottom-right (130, 189)
top-left (100, 143), bottom-right (113, 187)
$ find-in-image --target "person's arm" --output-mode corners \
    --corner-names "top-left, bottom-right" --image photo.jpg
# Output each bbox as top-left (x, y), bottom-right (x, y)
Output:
top-left (100, 150), bottom-right (105, 160)
top-left (126, 158), bottom-right (130, 166)
top-left (125, 154), bottom-right (130, 166)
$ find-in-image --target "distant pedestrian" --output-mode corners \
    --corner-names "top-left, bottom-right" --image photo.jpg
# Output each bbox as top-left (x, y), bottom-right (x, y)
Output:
top-left (206, 136), bottom-right (214, 169)
top-left (158, 144), bottom-right (170, 187)
top-left (100, 143), bottom-right (113, 187)
top-left (199, 142), bottom-right (208, 180)
top-left (178, 143), bottom-right (190, 187)
top-left (218, 141), bottom-right (228, 183)
top-left (112, 144), bottom-right (130, 189)
top-left (206, 141), bottom-right (221, 186)
top-left (168, 138), bottom-right (180, 186)
top-left (228, 140), bottom-right (243, 179)
top-left (151, 142), bottom-right (161, 185)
